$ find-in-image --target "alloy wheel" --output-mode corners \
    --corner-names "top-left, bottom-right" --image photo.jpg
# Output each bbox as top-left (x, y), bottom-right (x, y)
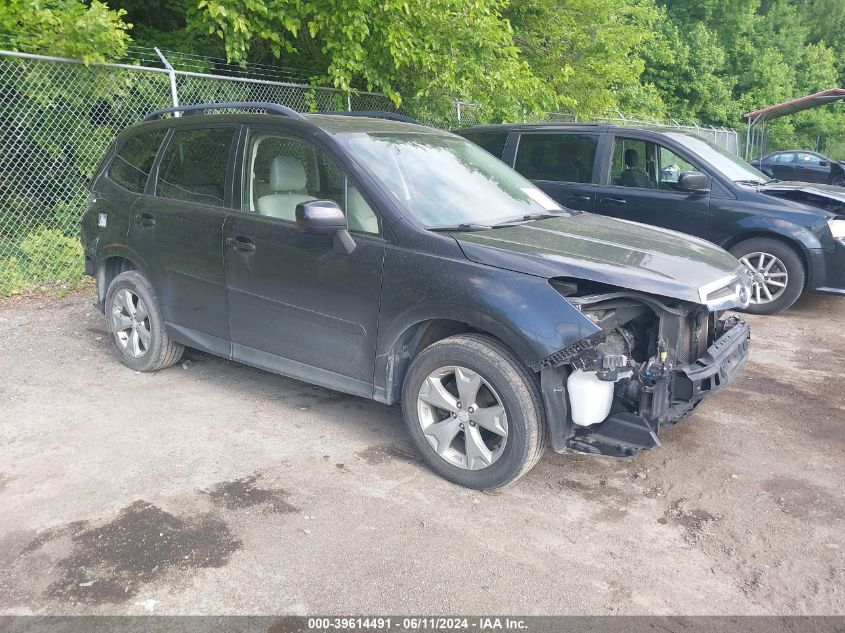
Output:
top-left (416, 365), bottom-right (508, 470)
top-left (110, 288), bottom-right (152, 358)
top-left (739, 251), bottom-right (788, 305)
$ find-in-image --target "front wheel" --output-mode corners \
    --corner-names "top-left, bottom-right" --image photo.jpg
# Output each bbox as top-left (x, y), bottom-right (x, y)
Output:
top-left (401, 334), bottom-right (547, 489)
top-left (831, 173), bottom-right (845, 188)
top-left (730, 238), bottom-right (805, 315)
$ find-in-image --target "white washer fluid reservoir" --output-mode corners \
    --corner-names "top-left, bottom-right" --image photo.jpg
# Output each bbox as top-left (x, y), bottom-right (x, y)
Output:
top-left (567, 369), bottom-right (614, 427)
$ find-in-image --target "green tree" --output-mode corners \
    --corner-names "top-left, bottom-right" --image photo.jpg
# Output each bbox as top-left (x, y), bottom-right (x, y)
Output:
top-left (0, 0), bottom-right (131, 62)
top-left (188, 0), bottom-right (557, 121)
top-left (506, 0), bottom-right (667, 118)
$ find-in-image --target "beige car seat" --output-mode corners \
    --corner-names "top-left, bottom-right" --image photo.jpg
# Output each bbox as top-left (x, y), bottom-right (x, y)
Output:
top-left (257, 156), bottom-right (316, 220)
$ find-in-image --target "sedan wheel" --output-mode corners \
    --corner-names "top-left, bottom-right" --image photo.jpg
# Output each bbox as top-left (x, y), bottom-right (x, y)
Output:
top-left (417, 365), bottom-right (508, 471)
top-left (738, 251), bottom-right (788, 306)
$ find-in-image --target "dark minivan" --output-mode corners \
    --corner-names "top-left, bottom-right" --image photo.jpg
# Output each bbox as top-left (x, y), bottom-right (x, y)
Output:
top-left (456, 123), bottom-right (845, 315)
top-left (82, 104), bottom-right (752, 489)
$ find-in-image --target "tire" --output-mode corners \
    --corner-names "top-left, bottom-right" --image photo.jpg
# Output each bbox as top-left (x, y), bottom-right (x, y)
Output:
top-left (104, 270), bottom-right (184, 371)
top-left (831, 173), bottom-right (845, 188)
top-left (730, 238), bottom-right (805, 315)
top-left (401, 333), bottom-right (547, 489)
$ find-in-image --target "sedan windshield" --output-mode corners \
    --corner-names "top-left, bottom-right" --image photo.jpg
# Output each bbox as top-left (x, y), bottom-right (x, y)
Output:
top-left (340, 132), bottom-right (564, 228)
top-left (663, 132), bottom-right (772, 184)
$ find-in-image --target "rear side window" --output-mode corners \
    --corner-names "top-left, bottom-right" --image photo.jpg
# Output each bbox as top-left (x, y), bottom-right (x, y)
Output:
top-left (156, 127), bottom-right (235, 206)
top-left (515, 133), bottom-right (598, 183)
top-left (108, 130), bottom-right (165, 193)
top-left (460, 131), bottom-right (508, 159)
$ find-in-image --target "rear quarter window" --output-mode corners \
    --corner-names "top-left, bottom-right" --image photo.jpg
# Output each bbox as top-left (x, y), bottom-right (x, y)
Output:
top-left (107, 129), bottom-right (166, 193)
top-left (459, 131), bottom-right (508, 159)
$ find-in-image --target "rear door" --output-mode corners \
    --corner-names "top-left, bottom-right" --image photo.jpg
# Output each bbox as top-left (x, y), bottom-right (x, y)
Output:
top-left (768, 153), bottom-right (797, 180)
top-left (511, 131), bottom-right (600, 211)
top-left (130, 125), bottom-right (238, 353)
top-left (592, 133), bottom-right (711, 237)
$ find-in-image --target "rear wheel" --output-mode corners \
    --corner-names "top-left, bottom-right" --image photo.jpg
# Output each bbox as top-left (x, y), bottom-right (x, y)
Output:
top-left (730, 238), bottom-right (804, 315)
top-left (104, 270), bottom-right (184, 371)
top-left (401, 334), bottom-right (546, 489)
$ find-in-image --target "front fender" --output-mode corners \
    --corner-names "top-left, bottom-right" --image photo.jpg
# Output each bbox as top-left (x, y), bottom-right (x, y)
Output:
top-left (723, 215), bottom-right (825, 252)
top-left (374, 245), bottom-right (600, 402)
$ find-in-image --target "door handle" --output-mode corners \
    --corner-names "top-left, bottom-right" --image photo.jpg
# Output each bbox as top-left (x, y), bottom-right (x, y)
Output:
top-left (226, 236), bottom-right (256, 252)
top-left (599, 196), bottom-right (627, 205)
top-left (567, 195), bottom-right (592, 203)
top-left (135, 213), bottom-right (155, 226)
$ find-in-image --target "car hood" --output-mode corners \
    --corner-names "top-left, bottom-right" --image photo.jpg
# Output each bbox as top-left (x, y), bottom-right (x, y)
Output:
top-left (759, 181), bottom-right (845, 203)
top-left (452, 213), bottom-right (747, 305)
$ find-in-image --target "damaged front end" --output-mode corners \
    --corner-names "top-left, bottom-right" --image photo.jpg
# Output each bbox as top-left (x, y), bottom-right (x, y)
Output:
top-left (541, 278), bottom-right (751, 459)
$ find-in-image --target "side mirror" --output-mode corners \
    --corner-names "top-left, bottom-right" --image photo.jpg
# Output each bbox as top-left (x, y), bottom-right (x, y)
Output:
top-left (819, 160), bottom-right (829, 167)
top-left (677, 171), bottom-right (710, 194)
top-left (295, 199), bottom-right (356, 255)
top-left (295, 200), bottom-right (346, 235)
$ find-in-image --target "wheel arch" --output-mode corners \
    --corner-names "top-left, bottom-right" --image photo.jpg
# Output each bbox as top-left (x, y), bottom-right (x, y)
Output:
top-left (94, 249), bottom-right (145, 311)
top-left (375, 315), bottom-right (536, 405)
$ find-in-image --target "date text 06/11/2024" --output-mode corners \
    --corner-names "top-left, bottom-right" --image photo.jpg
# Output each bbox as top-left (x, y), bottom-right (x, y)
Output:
top-left (307, 617), bottom-right (529, 630)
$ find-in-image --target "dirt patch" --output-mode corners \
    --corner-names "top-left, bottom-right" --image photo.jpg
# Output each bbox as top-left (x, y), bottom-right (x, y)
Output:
top-left (29, 501), bottom-right (241, 604)
top-left (663, 498), bottom-right (717, 542)
top-left (0, 473), bottom-right (11, 494)
top-left (205, 475), bottom-right (298, 514)
top-left (762, 476), bottom-right (845, 523)
top-left (356, 445), bottom-right (418, 465)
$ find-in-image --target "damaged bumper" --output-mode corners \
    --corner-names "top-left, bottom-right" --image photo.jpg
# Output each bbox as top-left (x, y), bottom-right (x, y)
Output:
top-left (541, 298), bottom-right (751, 458)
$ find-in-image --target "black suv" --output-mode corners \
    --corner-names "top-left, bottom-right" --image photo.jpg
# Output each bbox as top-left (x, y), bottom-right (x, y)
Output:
top-left (82, 104), bottom-right (752, 489)
top-left (456, 123), bottom-right (845, 315)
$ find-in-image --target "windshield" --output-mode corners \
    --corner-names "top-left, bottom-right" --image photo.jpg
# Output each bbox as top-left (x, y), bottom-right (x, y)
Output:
top-left (664, 132), bottom-right (772, 184)
top-left (340, 132), bottom-right (564, 228)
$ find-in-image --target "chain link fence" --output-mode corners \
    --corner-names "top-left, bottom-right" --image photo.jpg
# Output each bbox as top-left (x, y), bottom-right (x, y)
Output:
top-left (0, 47), bottom-right (740, 296)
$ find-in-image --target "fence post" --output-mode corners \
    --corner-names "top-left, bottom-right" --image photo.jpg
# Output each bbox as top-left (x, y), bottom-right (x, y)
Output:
top-left (155, 48), bottom-right (180, 113)
top-left (455, 100), bottom-right (462, 124)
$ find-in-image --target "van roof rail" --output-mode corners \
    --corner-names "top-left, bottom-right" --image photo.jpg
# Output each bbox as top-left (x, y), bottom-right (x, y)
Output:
top-left (144, 102), bottom-right (307, 122)
top-left (318, 111), bottom-right (419, 124)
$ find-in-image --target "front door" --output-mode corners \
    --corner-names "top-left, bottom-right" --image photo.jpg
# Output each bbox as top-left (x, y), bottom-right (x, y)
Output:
top-left (592, 134), bottom-right (711, 238)
top-left (130, 125), bottom-right (237, 353)
top-left (795, 152), bottom-right (830, 183)
top-left (224, 128), bottom-right (385, 397)
top-left (511, 131), bottom-right (600, 211)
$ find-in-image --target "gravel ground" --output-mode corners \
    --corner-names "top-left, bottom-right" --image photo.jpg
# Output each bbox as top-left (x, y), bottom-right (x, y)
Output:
top-left (0, 289), bottom-right (843, 615)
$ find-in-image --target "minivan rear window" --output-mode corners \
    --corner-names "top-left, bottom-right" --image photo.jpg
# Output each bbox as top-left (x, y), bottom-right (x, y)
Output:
top-left (515, 133), bottom-right (598, 184)
top-left (156, 127), bottom-right (234, 206)
top-left (459, 131), bottom-right (508, 159)
top-left (107, 130), bottom-right (165, 194)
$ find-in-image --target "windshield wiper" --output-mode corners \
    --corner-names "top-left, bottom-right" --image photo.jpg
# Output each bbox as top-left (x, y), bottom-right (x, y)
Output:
top-left (427, 222), bottom-right (490, 232)
top-left (734, 178), bottom-right (777, 186)
top-left (490, 211), bottom-right (569, 228)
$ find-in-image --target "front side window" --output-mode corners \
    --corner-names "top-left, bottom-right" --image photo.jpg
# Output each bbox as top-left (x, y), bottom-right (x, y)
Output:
top-left (108, 129), bottom-right (165, 193)
top-left (243, 131), bottom-right (379, 235)
top-left (772, 153), bottom-right (795, 164)
top-left (515, 133), bottom-right (598, 183)
top-left (610, 137), bottom-right (701, 190)
top-left (797, 153), bottom-right (823, 165)
top-left (156, 127), bottom-right (234, 206)
top-left (339, 132), bottom-right (564, 229)
top-left (662, 132), bottom-right (771, 184)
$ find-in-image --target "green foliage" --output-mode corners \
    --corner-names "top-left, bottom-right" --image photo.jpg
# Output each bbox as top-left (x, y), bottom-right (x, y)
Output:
top-left (187, 0), bottom-right (557, 122)
top-left (0, 0), bottom-right (131, 63)
top-left (0, 228), bottom-right (84, 296)
top-left (505, 0), bottom-right (666, 118)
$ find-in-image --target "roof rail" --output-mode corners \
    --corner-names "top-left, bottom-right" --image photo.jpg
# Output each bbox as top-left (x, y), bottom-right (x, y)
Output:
top-left (144, 102), bottom-right (307, 122)
top-left (318, 110), bottom-right (419, 124)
